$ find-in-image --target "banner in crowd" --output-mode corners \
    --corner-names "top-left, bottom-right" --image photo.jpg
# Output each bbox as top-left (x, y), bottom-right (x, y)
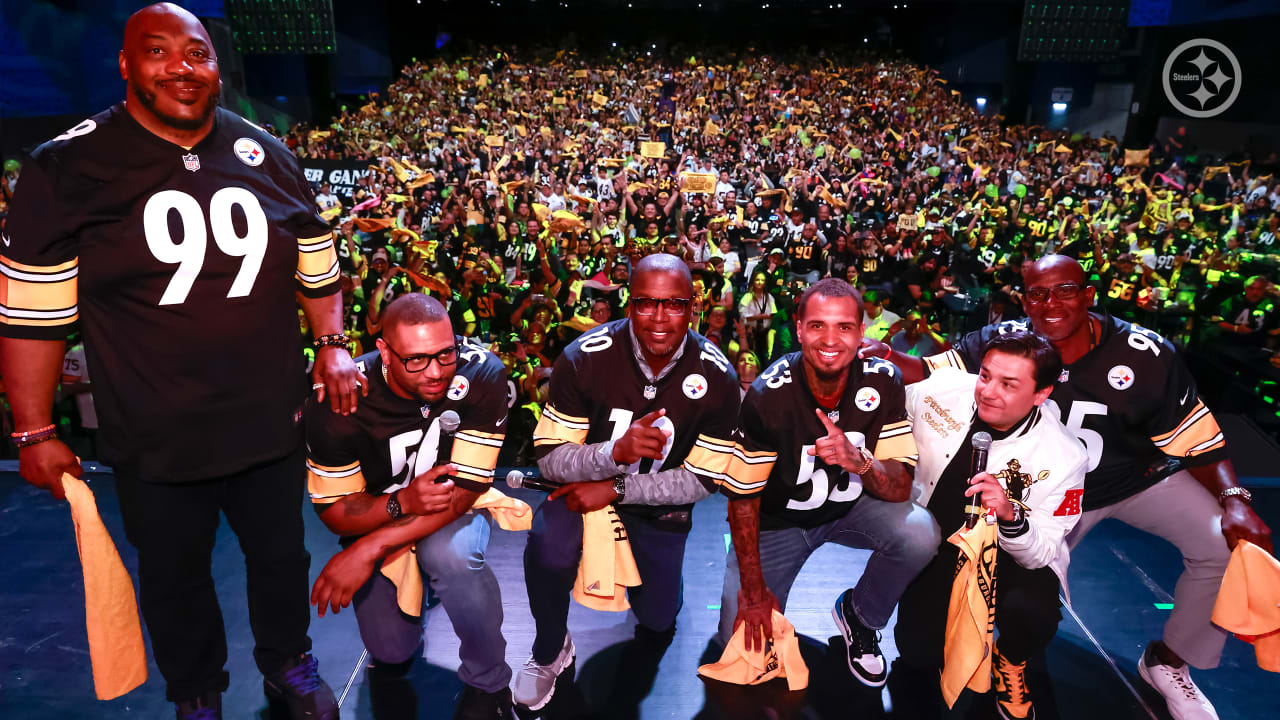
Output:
top-left (300, 159), bottom-right (373, 198)
top-left (681, 172), bottom-right (716, 194)
top-left (1152, 19), bottom-right (1280, 123)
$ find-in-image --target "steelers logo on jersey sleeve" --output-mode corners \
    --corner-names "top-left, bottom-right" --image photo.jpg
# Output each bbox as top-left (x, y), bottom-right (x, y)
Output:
top-left (1107, 365), bottom-right (1135, 391)
top-left (234, 138), bottom-right (266, 167)
top-left (448, 375), bottom-right (471, 401)
top-left (682, 373), bottom-right (709, 400)
top-left (855, 386), bottom-right (881, 411)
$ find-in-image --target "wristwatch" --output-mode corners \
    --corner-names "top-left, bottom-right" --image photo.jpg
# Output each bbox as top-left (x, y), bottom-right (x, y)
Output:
top-left (386, 490), bottom-right (404, 519)
top-left (1219, 486), bottom-right (1252, 506)
top-left (612, 475), bottom-right (627, 503)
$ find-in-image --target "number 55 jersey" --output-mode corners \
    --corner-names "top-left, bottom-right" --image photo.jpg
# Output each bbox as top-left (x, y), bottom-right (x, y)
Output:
top-left (0, 104), bottom-right (339, 482)
top-left (925, 315), bottom-right (1226, 511)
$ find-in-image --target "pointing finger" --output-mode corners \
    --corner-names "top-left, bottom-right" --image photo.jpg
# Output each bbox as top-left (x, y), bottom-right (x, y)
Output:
top-left (636, 408), bottom-right (666, 427)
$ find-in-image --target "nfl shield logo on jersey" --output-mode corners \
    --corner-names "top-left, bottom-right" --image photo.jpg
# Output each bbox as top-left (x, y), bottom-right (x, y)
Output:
top-left (234, 138), bottom-right (266, 167)
top-left (1107, 365), bottom-right (1135, 391)
top-left (682, 373), bottom-right (708, 400)
top-left (855, 387), bottom-right (880, 412)
top-left (447, 375), bottom-right (470, 401)
top-left (182, 153), bottom-right (200, 172)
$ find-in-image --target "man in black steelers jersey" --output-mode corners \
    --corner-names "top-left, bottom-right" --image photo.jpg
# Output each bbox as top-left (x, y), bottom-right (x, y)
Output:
top-left (305, 295), bottom-right (515, 718)
top-left (0, 5), bottom-right (362, 718)
top-left (517, 254), bottom-right (739, 712)
top-left (866, 256), bottom-right (1273, 720)
top-left (718, 278), bottom-right (939, 689)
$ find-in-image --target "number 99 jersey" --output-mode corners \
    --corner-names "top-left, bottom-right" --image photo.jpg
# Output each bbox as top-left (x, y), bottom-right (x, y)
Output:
top-left (0, 104), bottom-right (339, 483)
top-left (532, 319), bottom-right (741, 517)
top-left (727, 353), bottom-right (918, 531)
top-left (924, 315), bottom-right (1226, 511)
top-left (304, 340), bottom-right (509, 531)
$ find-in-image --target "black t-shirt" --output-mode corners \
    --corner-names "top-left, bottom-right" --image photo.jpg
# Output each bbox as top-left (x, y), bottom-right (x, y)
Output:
top-left (304, 342), bottom-right (509, 526)
top-left (1, 104), bottom-right (338, 482)
top-left (730, 354), bottom-right (918, 529)
top-left (935, 314), bottom-right (1226, 510)
top-left (533, 319), bottom-right (741, 518)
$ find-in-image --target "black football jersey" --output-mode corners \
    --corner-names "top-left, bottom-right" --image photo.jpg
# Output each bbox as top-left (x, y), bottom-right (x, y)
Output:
top-left (926, 315), bottom-right (1226, 510)
top-left (304, 340), bottom-right (509, 529)
top-left (532, 319), bottom-right (740, 515)
top-left (728, 353), bottom-right (919, 530)
top-left (786, 235), bottom-right (821, 274)
top-left (0, 105), bottom-right (339, 482)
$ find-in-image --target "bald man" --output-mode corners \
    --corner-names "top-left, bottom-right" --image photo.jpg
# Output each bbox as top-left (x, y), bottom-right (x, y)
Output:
top-left (517, 254), bottom-right (741, 712)
top-left (0, 4), bottom-right (357, 717)
top-left (866, 256), bottom-right (1271, 720)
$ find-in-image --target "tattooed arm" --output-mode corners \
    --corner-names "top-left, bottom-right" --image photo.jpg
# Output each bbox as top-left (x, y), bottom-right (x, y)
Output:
top-left (317, 463), bottom-right (460, 537)
top-left (728, 497), bottom-right (780, 652)
top-left (860, 458), bottom-right (913, 503)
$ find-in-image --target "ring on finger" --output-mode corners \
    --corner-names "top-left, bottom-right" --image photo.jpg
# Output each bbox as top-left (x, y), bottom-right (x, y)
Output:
top-left (312, 382), bottom-right (325, 390)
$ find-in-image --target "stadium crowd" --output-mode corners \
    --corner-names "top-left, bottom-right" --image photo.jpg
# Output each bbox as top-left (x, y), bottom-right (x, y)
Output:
top-left (9, 47), bottom-right (1280, 463)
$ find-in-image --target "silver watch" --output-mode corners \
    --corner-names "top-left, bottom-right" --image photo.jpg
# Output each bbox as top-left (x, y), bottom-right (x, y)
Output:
top-left (612, 475), bottom-right (627, 502)
top-left (1219, 486), bottom-right (1252, 506)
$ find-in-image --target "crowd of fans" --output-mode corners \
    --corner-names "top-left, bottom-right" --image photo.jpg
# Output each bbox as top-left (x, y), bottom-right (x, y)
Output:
top-left (7, 47), bottom-right (1280, 463)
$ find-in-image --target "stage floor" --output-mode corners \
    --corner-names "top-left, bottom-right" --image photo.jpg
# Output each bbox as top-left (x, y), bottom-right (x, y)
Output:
top-left (0, 474), bottom-right (1275, 720)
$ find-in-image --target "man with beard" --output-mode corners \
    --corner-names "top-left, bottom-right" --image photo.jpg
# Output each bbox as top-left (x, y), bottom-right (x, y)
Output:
top-left (864, 255), bottom-right (1272, 720)
top-left (0, 4), bottom-right (361, 718)
top-left (518, 254), bottom-right (740, 713)
top-left (718, 278), bottom-right (938, 689)
top-left (306, 295), bottom-right (515, 718)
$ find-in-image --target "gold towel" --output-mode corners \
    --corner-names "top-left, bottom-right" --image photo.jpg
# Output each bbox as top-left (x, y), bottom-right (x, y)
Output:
top-left (941, 520), bottom-right (998, 708)
top-left (1212, 541), bottom-right (1280, 673)
top-left (572, 506), bottom-right (640, 611)
top-left (698, 610), bottom-right (809, 690)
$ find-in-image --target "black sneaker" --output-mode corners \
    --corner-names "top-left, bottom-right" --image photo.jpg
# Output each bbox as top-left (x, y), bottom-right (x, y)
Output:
top-left (263, 653), bottom-right (339, 719)
top-left (831, 588), bottom-right (888, 687)
top-left (175, 691), bottom-right (221, 720)
top-left (453, 685), bottom-right (515, 720)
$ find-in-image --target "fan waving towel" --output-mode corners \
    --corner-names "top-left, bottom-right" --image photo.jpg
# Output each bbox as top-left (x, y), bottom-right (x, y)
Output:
top-left (698, 610), bottom-right (809, 690)
top-left (572, 505), bottom-right (640, 611)
top-left (941, 520), bottom-right (999, 708)
top-left (62, 473), bottom-right (148, 700)
top-left (1211, 541), bottom-right (1280, 672)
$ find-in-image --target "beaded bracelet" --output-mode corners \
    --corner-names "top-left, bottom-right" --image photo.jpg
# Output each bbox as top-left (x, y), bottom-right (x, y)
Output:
top-left (313, 334), bottom-right (352, 349)
top-left (12, 424), bottom-right (57, 449)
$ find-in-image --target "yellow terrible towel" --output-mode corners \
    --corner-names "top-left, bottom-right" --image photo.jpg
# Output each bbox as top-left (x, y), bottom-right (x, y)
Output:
top-left (572, 506), bottom-right (640, 611)
top-left (62, 473), bottom-right (148, 700)
top-left (698, 610), bottom-right (809, 690)
top-left (1212, 541), bottom-right (1280, 672)
top-left (941, 520), bottom-right (999, 708)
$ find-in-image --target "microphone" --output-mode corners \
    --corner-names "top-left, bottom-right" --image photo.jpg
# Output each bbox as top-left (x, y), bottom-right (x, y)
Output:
top-left (965, 432), bottom-right (992, 530)
top-left (505, 469), bottom-right (562, 493)
top-left (439, 410), bottom-right (461, 435)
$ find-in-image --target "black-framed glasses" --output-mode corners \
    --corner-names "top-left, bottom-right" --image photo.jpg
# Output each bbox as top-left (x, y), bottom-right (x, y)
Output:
top-left (632, 297), bottom-right (693, 316)
top-left (1024, 283), bottom-right (1084, 305)
top-left (383, 340), bottom-right (458, 373)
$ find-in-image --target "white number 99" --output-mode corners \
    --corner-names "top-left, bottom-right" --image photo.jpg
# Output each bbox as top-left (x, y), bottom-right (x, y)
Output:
top-left (143, 188), bottom-right (269, 306)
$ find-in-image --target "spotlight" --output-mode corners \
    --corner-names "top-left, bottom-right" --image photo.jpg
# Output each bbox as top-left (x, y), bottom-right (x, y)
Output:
top-left (1052, 102), bottom-right (1068, 113)
top-left (976, 97), bottom-right (987, 108)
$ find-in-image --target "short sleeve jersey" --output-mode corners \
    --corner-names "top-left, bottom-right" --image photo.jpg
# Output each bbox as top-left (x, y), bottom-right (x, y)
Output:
top-left (532, 319), bottom-right (740, 516)
top-left (0, 105), bottom-right (340, 482)
top-left (727, 353), bottom-right (919, 530)
top-left (925, 315), bottom-right (1225, 510)
top-left (304, 340), bottom-right (509, 526)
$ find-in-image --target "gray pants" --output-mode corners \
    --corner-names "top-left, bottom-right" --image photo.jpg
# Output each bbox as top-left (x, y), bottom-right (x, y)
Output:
top-left (351, 511), bottom-right (512, 693)
top-left (1067, 470), bottom-right (1230, 669)
top-left (718, 497), bottom-right (940, 644)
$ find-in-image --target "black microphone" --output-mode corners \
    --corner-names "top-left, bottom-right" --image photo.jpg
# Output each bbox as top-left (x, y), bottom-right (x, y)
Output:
top-left (965, 432), bottom-right (992, 530)
top-left (505, 469), bottom-right (562, 493)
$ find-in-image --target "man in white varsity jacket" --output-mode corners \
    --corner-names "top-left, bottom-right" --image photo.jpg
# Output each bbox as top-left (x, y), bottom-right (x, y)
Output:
top-left (889, 330), bottom-right (1088, 720)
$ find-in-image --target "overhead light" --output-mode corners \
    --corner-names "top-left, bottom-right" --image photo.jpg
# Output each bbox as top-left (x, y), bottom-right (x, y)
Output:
top-left (1052, 102), bottom-right (1068, 113)
top-left (976, 97), bottom-right (988, 108)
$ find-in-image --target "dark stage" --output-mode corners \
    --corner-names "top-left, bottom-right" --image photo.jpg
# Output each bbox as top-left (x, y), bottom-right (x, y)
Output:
top-left (1, 462), bottom-right (1276, 719)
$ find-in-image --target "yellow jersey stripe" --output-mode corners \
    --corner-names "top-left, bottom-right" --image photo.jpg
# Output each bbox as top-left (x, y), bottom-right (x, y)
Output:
top-left (307, 468), bottom-right (366, 501)
top-left (1158, 412), bottom-right (1225, 458)
top-left (451, 435), bottom-right (503, 475)
top-left (874, 432), bottom-right (918, 463)
top-left (533, 412), bottom-right (588, 447)
top-left (1151, 401), bottom-right (1207, 444)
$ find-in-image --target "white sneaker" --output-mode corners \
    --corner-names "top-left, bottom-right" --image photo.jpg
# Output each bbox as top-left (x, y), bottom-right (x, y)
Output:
top-left (1137, 647), bottom-right (1219, 720)
top-left (512, 632), bottom-right (575, 711)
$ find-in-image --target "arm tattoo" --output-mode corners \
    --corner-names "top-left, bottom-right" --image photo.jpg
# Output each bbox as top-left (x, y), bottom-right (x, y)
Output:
top-left (861, 459), bottom-right (913, 503)
top-left (341, 492), bottom-right (379, 519)
top-left (728, 497), bottom-right (766, 589)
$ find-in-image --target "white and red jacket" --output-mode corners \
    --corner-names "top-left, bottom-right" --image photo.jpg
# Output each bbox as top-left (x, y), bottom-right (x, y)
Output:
top-left (906, 367), bottom-right (1089, 602)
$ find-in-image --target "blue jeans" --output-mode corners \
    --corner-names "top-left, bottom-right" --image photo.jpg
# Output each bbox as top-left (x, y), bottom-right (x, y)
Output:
top-left (351, 511), bottom-right (511, 693)
top-left (718, 496), bottom-right (939, 643)
top-left (524, 497), bottom-right (690, 664)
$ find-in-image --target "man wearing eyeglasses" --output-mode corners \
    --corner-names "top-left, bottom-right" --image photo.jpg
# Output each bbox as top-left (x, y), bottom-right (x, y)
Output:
top-left (864, 255), bottom-right (1272, 720)
top-left (304, 294), bottom-right (517, 718)
top-left (517, 253), bottom-right (740, 713)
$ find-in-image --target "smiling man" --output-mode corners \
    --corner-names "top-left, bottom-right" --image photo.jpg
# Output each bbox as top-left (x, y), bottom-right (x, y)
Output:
top-left (717, 278), bottom-right (938, 689)
top-left (866, 255), bottom-right (1272, 720)
top-left (0, 4), bottom-right (362, 718)
top-left (892, 331), bottom-right (1087, 720)
top-left (519, 253), bottom-right (740, 713)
